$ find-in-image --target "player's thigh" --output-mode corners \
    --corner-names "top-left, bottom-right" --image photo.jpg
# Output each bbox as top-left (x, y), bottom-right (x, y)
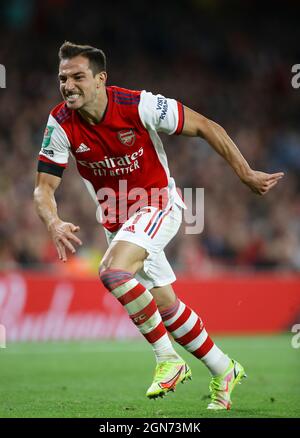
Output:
top-left (100, 240), bottom-right (148, 274)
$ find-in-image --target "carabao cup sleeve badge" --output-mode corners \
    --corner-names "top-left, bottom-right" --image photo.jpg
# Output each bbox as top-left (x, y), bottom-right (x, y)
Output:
top-left (42, 126), bottom-right (55, 148)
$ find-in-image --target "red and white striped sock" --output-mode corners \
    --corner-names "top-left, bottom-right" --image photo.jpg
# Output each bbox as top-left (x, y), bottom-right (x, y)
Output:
top-left (161, 299), bottom-right (230, 375)
top-left (100, 269), bottom-right (181, 363)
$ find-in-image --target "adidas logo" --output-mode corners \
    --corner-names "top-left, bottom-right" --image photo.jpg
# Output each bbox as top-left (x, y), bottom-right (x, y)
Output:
top-left (123, 225), bottom-right (135, 233)
top-left (76, 143), bottom-right (90, 153)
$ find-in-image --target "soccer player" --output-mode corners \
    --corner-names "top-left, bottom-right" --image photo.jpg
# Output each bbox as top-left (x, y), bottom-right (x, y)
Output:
top-left (34, 42), bottom-right (284, 410)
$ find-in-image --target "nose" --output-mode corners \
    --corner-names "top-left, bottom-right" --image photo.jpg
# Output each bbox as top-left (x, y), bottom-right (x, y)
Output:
top-left (64, 78), bottom-right (75, 91)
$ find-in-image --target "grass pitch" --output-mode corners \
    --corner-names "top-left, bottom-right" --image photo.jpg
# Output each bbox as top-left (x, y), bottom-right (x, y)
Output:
top-left (0, 334), bottom-right (299, 418)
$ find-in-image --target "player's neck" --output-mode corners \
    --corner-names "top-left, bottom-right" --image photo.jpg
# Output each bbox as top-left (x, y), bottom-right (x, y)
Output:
top-left (78, 89), bottom-right (108, 125)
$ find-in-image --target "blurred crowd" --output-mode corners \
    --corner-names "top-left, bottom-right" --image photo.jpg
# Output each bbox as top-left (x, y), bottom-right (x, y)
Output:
top-left (0, 0), bottom-right (299, 274)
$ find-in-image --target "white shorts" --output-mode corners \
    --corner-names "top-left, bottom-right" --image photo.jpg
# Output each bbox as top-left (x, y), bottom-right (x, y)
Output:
top-left (104, 203), bottom-right (183, 290)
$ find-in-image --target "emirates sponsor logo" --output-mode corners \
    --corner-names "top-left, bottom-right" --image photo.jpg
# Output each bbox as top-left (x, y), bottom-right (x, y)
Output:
top-left (117, 129), bottom-right (136, 146)
top-left (77, 147), bottom-right (144, 177)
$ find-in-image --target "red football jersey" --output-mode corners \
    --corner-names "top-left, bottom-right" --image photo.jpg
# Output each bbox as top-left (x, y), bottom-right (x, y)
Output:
top-left (38, 86), bottom-right (185, 231)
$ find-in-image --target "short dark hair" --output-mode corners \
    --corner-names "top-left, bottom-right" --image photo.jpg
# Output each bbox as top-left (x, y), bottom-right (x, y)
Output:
top-left (58, 41), bottom-right (106, 76)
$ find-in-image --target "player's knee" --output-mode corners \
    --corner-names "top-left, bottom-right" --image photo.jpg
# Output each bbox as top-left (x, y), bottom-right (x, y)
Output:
top-left (159, 297), bottom-right (180, 320)
top-left (99, 266), bottom-right (133, 292)
top-left (151, 285), bottom-right (177, 312)
top-left (156, 296), bottom-right (178, 312)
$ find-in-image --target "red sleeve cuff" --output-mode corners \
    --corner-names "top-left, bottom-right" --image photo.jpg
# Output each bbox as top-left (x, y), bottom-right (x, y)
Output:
top-left (174, 102), bottom-right (184, 135)
top-left (38, 155), bottom-right (67, 168)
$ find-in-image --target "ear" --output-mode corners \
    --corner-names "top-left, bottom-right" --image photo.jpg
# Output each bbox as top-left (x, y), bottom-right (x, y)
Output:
top-left (96, 71), bottom-right (107, 86)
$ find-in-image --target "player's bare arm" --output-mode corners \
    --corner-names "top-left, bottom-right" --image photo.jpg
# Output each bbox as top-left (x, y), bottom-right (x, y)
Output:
top-left (33, 172), bottom-right (82, 262)
top-left (182, 106), bottom-right (284, 195)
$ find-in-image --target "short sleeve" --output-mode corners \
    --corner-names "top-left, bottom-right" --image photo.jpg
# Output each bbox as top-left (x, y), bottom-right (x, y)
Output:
top-left (38, 114), bottom-right (70, 177)
top-left (138, 90), bottom-right (184, 135)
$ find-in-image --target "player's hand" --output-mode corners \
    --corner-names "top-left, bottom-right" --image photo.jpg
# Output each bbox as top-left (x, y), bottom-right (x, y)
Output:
top-left (48, 219), bottom-right (82, 262)
top-left (241, 169), bottom-right (284, 195)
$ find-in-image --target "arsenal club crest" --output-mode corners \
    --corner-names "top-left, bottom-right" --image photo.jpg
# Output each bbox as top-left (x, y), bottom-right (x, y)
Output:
top-left (117, 129), bottom-right (136, 146)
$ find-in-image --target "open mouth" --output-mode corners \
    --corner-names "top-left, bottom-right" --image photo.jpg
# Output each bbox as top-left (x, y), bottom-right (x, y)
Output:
top-left (65, 93), bottom-right (81, 103)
